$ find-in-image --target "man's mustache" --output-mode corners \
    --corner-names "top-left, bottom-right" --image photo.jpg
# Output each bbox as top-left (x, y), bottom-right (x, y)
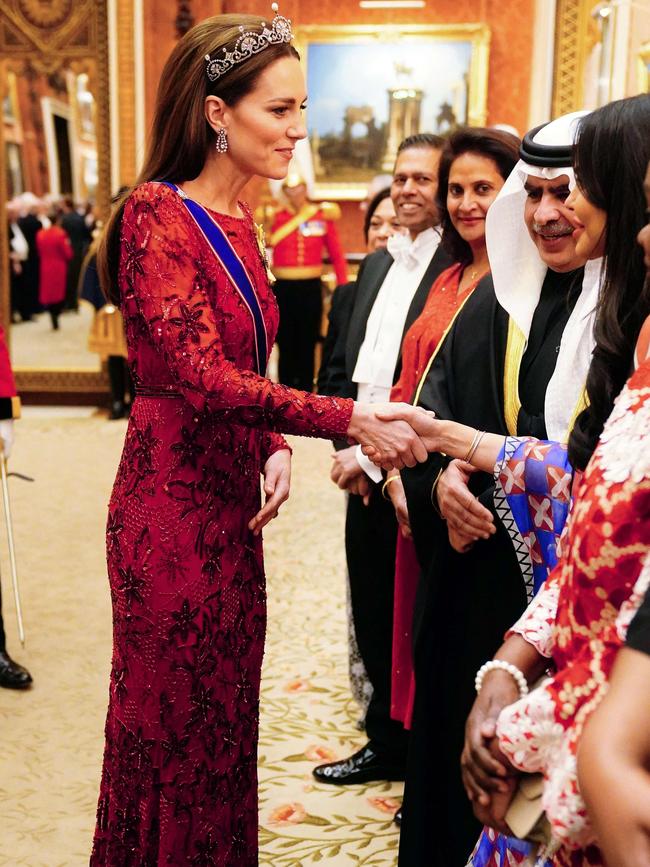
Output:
top-left (533, 221), bottom-right (574, 238)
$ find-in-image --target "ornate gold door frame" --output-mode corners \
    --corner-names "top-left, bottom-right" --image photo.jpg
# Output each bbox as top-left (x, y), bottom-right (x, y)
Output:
top-left (552, 0), bottom-right (594, 116)
top-left (0, 0), bottom-right (111, 396)
top-left (552, 0), bottom-right (649, 115)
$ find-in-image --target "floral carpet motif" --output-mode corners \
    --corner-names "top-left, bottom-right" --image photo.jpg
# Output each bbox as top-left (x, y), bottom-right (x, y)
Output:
top-left (0, 417), bottom-right (402, 865)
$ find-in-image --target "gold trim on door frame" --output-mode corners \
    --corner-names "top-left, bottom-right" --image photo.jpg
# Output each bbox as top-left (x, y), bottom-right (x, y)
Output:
top-left (0, 0), bottom-right (111, 395)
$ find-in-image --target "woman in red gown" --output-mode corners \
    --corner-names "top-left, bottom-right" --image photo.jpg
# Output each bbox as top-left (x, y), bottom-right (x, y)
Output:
top-left (89, 11), bottom-right (427, 866)
top-left (35, 214), bottom-right (72, 330)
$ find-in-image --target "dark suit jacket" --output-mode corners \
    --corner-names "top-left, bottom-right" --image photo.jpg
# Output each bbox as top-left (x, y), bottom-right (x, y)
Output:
top-left (317, 281), bottom-right (357, 396)
top-left (318, 242), bottom-right (454, 402)
top-left (61, 211), bottom-right (91, 253)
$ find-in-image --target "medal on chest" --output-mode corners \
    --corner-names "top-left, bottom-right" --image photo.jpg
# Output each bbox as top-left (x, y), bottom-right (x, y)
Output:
top-left (254, 222), bottom-right (276, 284)
top-left (299, 219), bottom-right (326, 238)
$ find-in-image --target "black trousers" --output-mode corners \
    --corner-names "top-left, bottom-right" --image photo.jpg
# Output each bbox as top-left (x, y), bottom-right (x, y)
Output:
top-left (11, 272), bottom-right (32, 322)
top-left (48, 301), bottom-right (65, 330)
top-left (107, 356), bottom-right (133, 406)
top-left (346, 490), bottom-right (408, 762)
top-left (65, 252), bottom-right (83, 310)
top-left (273, 278), bottom-right (322, 392)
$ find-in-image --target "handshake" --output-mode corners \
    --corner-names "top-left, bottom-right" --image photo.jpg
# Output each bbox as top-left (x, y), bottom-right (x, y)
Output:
top-left (347, 402), bottom-right (443, 470)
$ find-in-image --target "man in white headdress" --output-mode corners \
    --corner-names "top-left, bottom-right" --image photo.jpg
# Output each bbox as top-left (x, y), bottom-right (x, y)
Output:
top-left (397, 112), bottom-right (602, 867)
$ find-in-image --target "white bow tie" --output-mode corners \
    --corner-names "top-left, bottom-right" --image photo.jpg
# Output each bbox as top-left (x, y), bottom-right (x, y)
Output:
top-left (387, 233), bottom-right (418, 267)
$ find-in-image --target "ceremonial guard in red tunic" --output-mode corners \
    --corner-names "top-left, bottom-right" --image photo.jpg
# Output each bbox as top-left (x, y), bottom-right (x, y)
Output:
top-left (264, 172), bottom-right (348, 391)
top-left (0, 325), bottom-right (31, 689)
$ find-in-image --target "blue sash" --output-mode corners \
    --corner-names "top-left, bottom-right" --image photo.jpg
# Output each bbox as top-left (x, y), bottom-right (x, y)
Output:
top-left (161, 181), bottom-right (268, 375)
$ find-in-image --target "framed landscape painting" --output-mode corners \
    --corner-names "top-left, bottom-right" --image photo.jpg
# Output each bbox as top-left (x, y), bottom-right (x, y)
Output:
top-left (295, 24), bottom-right (490, 200)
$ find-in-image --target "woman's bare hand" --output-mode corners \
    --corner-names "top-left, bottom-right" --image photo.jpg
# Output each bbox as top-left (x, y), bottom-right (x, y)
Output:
top-left (471, 766), bottom-right (518, 834)
top-left (249, 448), bottom-right (291, 536)
top-left (461, 669), bottom-right (520, 807)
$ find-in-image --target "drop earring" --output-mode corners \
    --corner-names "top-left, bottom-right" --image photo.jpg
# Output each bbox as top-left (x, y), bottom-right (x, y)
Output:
top-left (215, 127), bottom-right (228, 153)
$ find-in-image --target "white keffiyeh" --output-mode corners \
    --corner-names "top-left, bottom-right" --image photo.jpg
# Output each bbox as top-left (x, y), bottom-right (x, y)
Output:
top-left (485, 111), bottom-right (601, 442)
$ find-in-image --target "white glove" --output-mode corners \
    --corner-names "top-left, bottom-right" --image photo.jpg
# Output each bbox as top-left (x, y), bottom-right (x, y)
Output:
top-left (0, 419), bottom-right (15, 459)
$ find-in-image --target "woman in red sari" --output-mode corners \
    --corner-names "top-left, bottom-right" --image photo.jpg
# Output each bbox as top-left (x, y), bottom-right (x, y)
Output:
top-left (89, 11), bottom-right (429, 865)
top-left (385, 128), bottom-right (520, 731)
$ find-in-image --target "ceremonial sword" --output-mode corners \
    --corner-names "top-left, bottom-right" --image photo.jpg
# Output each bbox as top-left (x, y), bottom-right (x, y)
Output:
top-left (0, 443), bottom-right (30, 647)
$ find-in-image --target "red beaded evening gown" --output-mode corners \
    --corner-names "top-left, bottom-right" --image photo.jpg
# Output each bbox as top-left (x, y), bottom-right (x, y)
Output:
top-left (90, 182), bottom-right (352, 865)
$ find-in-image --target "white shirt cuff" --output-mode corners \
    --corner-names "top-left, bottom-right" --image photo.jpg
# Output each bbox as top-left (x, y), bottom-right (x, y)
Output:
top-left (355, 445), bottom-right (383, 484)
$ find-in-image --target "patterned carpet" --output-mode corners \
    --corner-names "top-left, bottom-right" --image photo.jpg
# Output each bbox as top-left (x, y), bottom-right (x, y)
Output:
top-left (0, 415), bottom-right (402, 866)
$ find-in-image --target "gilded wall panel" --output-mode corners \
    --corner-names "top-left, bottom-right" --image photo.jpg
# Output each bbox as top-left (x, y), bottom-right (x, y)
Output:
top-left (0, 0), bottom-right (110, 394)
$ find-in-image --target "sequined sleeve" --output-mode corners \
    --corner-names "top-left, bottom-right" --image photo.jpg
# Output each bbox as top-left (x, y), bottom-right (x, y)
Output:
top-left (260, 432), bottom-right (292, 463)
top-left (121, 184), bottom-right (353, 439)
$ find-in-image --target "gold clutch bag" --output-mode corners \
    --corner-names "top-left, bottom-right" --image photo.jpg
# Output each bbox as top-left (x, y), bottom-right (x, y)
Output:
top-left (505, 773), bottom-right (551, 844)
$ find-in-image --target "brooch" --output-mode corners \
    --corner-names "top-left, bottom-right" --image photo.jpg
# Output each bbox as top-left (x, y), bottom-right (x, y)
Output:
top-left (254, 222), bottom-right (276, 284)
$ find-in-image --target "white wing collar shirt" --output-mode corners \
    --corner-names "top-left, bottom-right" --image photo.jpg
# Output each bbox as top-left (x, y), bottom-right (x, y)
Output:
top-left (352, 226), bottom-right (442, 480)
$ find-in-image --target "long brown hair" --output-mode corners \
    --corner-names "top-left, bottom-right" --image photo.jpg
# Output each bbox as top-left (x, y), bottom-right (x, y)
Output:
top-left (99, 14), bottom-right (299, 302)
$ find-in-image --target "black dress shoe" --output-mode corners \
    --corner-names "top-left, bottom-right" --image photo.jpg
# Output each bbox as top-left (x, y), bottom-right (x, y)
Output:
top-left (393, 807), bottom-right (402, 827)
top-left (312, 744), bottom-right (405, 785)
top-left (109, 401), bottom-right (128, 420)
top-left (0, 650), bottom-right (32, 689)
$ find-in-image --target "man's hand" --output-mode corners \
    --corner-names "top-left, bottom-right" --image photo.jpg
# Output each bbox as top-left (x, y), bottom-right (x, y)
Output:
top-left (349, 474), bottom-right (371, 502)
top-left (331, 445), bottom-right (365, 489)
top-left (347, 402), bottom-right (428, 471)
top-left (448, 525), bottom-right (478, 553)
top-left (386, 474), bottom-right (411, 538)
top-left (330, 447), bottom-right (372, 502)
top-left (437, 460), bottom-right (495, 547)
top-left (249, 448), bottom-right (291, 536)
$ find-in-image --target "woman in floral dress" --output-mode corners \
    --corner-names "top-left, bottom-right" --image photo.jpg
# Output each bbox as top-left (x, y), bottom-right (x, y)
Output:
top-left (89, 12), bottom-right (427, 865)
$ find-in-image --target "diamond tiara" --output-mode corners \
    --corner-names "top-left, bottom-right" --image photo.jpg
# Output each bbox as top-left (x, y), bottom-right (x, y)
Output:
top-left (205, 3), bottom-right (293, 83)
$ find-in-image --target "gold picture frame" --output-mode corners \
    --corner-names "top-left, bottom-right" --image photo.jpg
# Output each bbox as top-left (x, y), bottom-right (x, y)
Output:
top-left (294, 24), bottom-right (490, 201)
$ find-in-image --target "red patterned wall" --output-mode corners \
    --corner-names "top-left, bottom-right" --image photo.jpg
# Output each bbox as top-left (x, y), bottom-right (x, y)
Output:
top-left (223, 0), bottom-right (535, 133)
top-left (144, 0), bottom-right (536, 252)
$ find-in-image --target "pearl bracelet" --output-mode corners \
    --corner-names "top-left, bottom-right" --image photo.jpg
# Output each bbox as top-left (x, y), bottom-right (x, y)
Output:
top-left (475, 660), bottom-right (529, 699)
